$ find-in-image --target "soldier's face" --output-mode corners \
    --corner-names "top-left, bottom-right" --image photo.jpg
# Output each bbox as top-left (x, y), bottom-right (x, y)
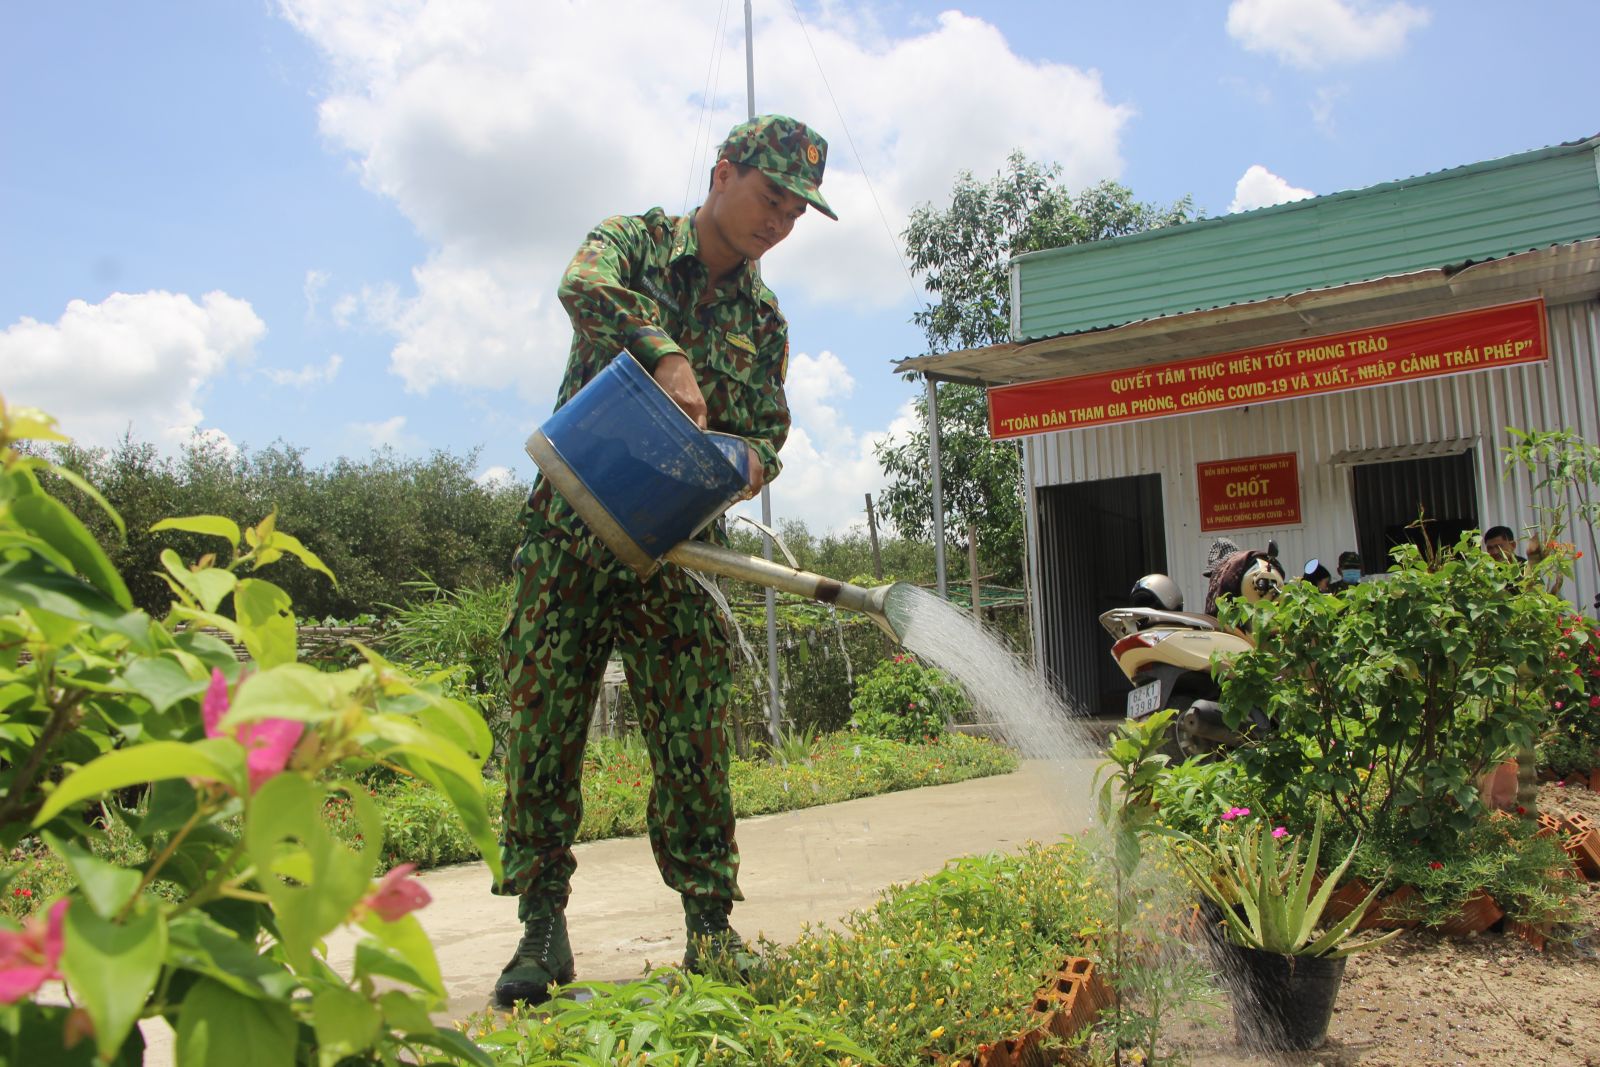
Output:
top-left (709, 163), bottom-right (808, 261)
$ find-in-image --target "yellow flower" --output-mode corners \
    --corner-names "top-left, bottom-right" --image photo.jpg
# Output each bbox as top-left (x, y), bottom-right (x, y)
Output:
top-left (930, 1026), bottom-right (946, 1039)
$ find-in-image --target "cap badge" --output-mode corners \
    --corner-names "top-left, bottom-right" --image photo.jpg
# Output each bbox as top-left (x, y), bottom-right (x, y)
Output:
top-left (805, 143), bottom-right (820, 165)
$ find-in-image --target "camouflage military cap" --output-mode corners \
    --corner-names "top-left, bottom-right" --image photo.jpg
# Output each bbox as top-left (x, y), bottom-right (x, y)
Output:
top-left (717, 114), bottom-right (837, 221)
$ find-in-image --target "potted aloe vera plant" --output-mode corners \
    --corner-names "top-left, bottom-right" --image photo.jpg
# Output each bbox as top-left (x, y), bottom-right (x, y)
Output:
top-left (1173, 808), bottom-right (1399, 1051)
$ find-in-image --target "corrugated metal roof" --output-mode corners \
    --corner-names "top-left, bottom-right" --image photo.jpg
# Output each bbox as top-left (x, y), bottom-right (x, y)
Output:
top-left (1012, 134), bottom-right (1600, 343)
top-left (899, 237), bottom-right (1600, 385)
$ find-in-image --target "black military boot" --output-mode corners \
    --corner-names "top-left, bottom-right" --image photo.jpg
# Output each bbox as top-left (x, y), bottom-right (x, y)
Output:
top-left (493, 900), bottom-right (576, 1008)
top-left (681, 896), bottom-right (759, 977)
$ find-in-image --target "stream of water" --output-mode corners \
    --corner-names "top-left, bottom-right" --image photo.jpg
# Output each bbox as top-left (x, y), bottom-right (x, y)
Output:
top-left (890, 585), bottom-right (1101, 825)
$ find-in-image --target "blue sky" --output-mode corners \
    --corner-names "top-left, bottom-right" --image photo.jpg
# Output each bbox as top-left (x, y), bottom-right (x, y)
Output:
top-left (4, 0), bottom-right (1596, 535)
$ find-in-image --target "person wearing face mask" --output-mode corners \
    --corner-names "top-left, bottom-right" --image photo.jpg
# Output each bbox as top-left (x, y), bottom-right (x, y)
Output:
top-left (1329, 550), bottom-right (1363, 593)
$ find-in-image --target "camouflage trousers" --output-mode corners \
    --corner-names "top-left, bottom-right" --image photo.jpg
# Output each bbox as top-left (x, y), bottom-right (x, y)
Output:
top-left (494, 534), bottom-right (741, 908)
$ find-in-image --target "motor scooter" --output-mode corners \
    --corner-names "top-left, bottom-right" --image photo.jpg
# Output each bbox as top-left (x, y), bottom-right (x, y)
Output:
top-left (1097, 544), bottom-right (1281, 761)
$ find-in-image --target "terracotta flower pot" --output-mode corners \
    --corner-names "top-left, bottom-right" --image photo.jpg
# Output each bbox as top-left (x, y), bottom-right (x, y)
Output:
top-left (1476, 758), bottom-right (1520, 811)
top-left (1435, 891), bottom-right (1503, 937)
top-left (1322, 877), bottom-right (1373, 925)
top-left (1219, 942), bottom-right (1347, 1051)
top-left (1507, 917), bottom-right (1552, 951)
top-left (1358, 884), bottom-right (1420, 930)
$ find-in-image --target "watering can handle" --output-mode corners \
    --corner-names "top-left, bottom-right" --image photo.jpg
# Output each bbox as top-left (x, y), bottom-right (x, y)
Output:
top-left (705, 432), bottom-right (755, 496)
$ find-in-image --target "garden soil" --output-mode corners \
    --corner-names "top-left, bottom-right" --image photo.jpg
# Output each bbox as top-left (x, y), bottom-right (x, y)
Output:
top-left (1170, 782), bottom-right (1600, 1067)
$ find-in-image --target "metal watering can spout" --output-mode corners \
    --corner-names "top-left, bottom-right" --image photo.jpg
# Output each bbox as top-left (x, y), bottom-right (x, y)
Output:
top-left (526, 350), bottom-right (914, 644)
top-left (664, 541), bottom-right (911, 645)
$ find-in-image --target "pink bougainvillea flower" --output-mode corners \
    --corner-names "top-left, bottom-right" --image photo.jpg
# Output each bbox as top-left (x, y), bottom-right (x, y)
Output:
top-left (202, 668), bottom-right (305, 792)
top-left (1220, 806), bottom-right (1252, 821)
top-left (1590, 695), bottom-right (1599, 708)
top-left (363, 864), bottom-right (431, 922)
top-left (0, 899), bottom-right (68, 1003)
top-left (1271, 827), bottom-right (1288, 839)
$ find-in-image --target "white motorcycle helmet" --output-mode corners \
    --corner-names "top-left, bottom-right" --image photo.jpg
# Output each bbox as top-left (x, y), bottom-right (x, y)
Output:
top-left (1129, 573), bottom-right (1183, 612)
top-left (1240, 556), bottom-right (1284, 603)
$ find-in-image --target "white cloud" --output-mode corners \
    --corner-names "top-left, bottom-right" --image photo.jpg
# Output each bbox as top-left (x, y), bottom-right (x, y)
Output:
top-left (348, 414), bottom-right (417, 451)
top-left (263, 352), bottom-right (343, 388)
top-left (1228, 165), bottom-right (1315, 213)
top-left (728, 351), bottom-right (919, 536)
top-left (474, 464), bottom-right (518, 488)
top-left (303, 268), bottom-right (331, 318)
top-left (1226, 0), bottom-right (1430, 69)
top-left (1310, 85), bottom-right (1347, 135)
top-left (277, 0), bottom-right (1135, 399)
top-left (0, 290), bottom-right (265, 449)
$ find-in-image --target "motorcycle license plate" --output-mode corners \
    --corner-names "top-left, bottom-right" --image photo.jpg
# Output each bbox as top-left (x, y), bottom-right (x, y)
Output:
top-left (1125, 680), bottom-right (1162, 720)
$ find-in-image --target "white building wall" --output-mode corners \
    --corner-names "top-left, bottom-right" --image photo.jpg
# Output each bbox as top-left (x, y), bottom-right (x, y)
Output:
top-left (1025, 298), bottom-right (1600, 616)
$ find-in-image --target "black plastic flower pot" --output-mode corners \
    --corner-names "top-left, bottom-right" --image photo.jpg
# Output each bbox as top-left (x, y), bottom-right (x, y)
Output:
top-left (1221, 943), bottom-right (1346, 1051)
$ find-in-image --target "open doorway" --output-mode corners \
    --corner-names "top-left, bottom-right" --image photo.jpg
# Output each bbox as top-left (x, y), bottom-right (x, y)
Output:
top-left (1351, 450), bottom-right (1479, 572)
top-left (1035, 474), bottom-right (1167, 717)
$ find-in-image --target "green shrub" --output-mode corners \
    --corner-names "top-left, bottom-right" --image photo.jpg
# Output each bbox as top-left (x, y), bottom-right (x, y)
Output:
top-left (849, 653), bottom-right (967, 743)
top-left (0, 399), bottom-right (499, 1064)
top-left (716, 839), bottom-right (1111, 1065)
top-left (1344, 809), bottom-right (1582, 930)
top-left (1217, 533), bottom-right (1584, 847)
top-left (724, 615), bottom-right (896, 743)
top-left (1537, 614), bottom-right (1600, 776)
top-left (1147, 753), bottom-right (1261, 840)
top-left (380, 579), bottom-right (517, 756)
top-left (462, 969), bottom-right (870, 1065)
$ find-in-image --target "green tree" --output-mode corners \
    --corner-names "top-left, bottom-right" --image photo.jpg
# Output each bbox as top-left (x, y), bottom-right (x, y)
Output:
top-left (46, 435), bottom-right (529, 620)
top-left (878, 152), bottom-right (1195, 582)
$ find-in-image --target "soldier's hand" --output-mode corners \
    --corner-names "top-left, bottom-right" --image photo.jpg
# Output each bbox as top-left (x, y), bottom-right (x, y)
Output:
top-left (654, 353), bottom-right (708, 428)
top-left (743, 444), bottom-right (764, 499)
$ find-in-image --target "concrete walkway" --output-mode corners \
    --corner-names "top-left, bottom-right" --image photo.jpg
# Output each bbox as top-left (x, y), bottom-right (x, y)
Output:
top-left (139, 759), bottom-right (1096, 1060)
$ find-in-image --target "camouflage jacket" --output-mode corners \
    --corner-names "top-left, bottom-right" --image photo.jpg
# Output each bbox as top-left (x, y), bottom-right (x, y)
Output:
top-left (522, 206), bottom-right (792, 572)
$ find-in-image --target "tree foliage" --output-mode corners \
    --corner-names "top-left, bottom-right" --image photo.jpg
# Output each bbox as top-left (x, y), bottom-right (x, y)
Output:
top-left (879, 152), bottom-right (1196, 582)
top-left (903, 151), bottom-right (1194, 354)
top-left (44, 436), bottom-right (529, 619)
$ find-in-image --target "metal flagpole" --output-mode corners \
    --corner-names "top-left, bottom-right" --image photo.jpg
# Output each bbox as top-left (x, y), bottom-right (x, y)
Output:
top-left (928, 375), bottom-right (947, 597)
top-left (747, 0), bottom-right (784, 745)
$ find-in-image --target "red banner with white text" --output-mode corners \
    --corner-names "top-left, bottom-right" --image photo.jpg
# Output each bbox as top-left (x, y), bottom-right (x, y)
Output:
top-left (988, 299), bottom-right (1548, 439)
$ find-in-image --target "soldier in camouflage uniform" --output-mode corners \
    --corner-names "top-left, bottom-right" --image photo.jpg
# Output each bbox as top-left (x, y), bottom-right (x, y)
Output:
top-left (492, 114), bottom-right (836, 1008)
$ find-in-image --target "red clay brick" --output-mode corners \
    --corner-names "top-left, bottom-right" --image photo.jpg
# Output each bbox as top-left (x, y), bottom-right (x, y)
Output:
top-left (1564, 829), bottom-right (1600, 879)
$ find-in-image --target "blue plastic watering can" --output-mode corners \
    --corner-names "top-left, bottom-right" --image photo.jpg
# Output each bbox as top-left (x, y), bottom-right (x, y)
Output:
top-left (524, 351), bottom-right (907, 641)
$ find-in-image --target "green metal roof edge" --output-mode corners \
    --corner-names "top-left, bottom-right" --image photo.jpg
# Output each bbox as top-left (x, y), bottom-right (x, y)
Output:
top-left (1013, 133), bottom-right (1600, 267)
